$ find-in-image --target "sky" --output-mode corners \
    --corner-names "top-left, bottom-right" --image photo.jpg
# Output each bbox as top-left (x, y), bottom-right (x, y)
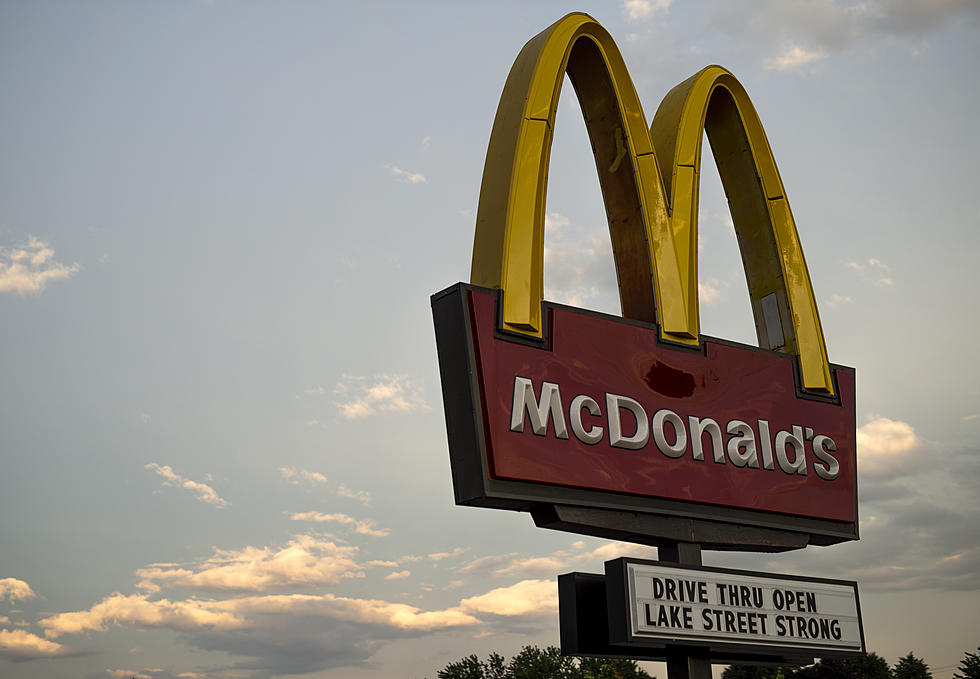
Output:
top-left (1, 1), bottom-right (979, 678)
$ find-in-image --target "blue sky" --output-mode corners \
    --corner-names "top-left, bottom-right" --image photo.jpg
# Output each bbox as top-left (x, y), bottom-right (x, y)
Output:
top-left (1, 1), bottom-right (978, 678)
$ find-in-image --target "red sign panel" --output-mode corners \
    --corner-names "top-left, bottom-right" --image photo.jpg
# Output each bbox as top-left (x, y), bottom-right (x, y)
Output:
top-left (432, 285), bottom-right (857, 542)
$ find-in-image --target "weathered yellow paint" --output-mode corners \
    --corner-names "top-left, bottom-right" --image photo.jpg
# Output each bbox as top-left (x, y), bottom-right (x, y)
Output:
top-left (471, 13), bottom-right (833, 394)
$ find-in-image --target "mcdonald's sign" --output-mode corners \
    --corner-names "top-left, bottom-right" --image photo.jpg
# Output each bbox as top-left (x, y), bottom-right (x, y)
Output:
top-left (432, 13), bottom-right (857, 547)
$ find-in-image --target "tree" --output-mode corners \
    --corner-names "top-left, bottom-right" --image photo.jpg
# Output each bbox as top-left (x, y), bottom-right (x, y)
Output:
top-left (579, 657), bottom-right (654, 679)
top-left (794, 658), bottom-right (860, 679)
top-left (892, 653), bottom-right (931, 679)
top-left (508, 646), bottom-right (580, 679)
top-left (726, 653), bottom-right (890, 679)
top-left (434, 646), bottom-right (653, 679)
top-left (953, 648), bottom-right (980, 679)
top-left (439, 654), bottom-right (488, 679)
top-left (848, 653), bottom-right (892, 679)
top-left (722, 665), bottom-right (787, 679)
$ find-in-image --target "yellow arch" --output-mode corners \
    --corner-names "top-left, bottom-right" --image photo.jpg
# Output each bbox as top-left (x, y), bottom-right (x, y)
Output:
top-left (470, 13), bottom-right (833, 394)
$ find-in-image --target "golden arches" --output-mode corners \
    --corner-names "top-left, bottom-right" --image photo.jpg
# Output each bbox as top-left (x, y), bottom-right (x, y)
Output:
top-left (470, 13), bottom-right (833, 394)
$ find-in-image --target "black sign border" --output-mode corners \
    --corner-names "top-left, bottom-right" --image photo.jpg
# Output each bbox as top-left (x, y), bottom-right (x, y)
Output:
top-left (432, 282), bottom-right (859, 548)
top-left (603, 558), bottom-right (866, 660)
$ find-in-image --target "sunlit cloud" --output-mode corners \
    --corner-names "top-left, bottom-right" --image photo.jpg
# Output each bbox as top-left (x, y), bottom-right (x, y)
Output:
top-left (456, 541), bottom-right (657, 580)
top-left (334, 374), bottom-right (428, 420)
top-left (0, 578), bottom-right (35, 601)
top-left (857, 414), bottom-right (922, 477)
top-left (0, 628), bottom-right (74, 659)
top-left (543, 215), bottom-right (618, 311)
top-left (386, 165), bottom-right (427, 184)
top-left (699, 278), bottom-right (724, 306)
top-left (145, 463), bottom-right (229, 507)
top-left (764, 43), bottom-right (827, 70)
top-left (848, 257), bottom-right (893, 286)
top-left (40, 590), bottom-right (479, 638)
top-left (459, 579), bottom-right (557, 618)
top-left (337, 483), bottom-right (373, 506)
top-left (622, 0), bottom-right (671, 22)
top-left (0, 235), bottom-right (79, 295)
top-left (106, 671), bottom-right (156, 679)
top-left (428, 548), bottom-right (467, 562)
top-left (279, 466), bottom-right (328, 485)
top-left (135, 534), bottom-right (362, 593)
top-left (290, 511), bottom-right (390, 537)
top-left (826, 294), bottom-right (854, 308)
top-left (385, 570), bottom-right (411, 581)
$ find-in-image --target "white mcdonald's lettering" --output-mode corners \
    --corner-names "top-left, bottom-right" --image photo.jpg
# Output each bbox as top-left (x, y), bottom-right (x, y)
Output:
top-left (508, 376), bottom-right (840, 481)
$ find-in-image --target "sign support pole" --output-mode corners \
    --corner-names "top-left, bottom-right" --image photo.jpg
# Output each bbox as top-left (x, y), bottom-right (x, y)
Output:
top-left (660, 542), bottom-right (713, 679)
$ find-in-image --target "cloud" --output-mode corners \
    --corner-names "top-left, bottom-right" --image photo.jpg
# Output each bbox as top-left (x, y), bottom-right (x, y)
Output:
top-left (145, 463), bottom-right (229, 507)
top-left (0, 235), bottom-right (79, 295)
top-left (278, 467), bottom-right (328, 485)
top-left (455, 541), bottom-right (657, 580)
top-left (386, 165), bottom-right (427, 184)
top-left (0, 577), bottom-right (35, 601)
top-left (764, 43), bottom-right (827, 70)
top-left (385, 570), bottom-right (411, 581)
top-left (699, 278), bottom-right (723, 306)
top-left (857, 414), bottom-right (922, 477)
top-left (543, 215), bottom-right (618, 311)
top-left (428, 548), bottom-right (467, 562)
top-left (847, 257), bottom-right (893, 286)
top-left (334, 374), bottom-right (428, 420)
top-left (135, 534), bottom-right (363, 593)
top-left (698, 0), bottom-right (980, 71)
top-left (40, 590), bottom-right (479, 674)
top-left (623, 0), bottom-right (671, 22)
top-left (459, 579), bottom-right (557, 618)
top-left (290, 511), bottom-right (390, 538)
top-left (826, 294), bottom-right (854, 308)
top-left (337, 483), bottom-right (373, 506)
top-left (0, 628), bottom-right (75, 659)
top-left (421, 136), bottom-right (431, 152)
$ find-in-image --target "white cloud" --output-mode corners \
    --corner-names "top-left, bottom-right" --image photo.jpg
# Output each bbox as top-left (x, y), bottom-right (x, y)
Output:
top-left (543, 217), bottom-right (618, 311)
top-left (40, 590), bottom-right (478, 638)
top-left (0, 578), bottom-right (35, 601)
top-left (0, 628), bottom-right (74, 659)
top-left (428, 547), bottom-right (467, 562)
top-left (290, 511), bottom-right (390, 537)
top-left (279, 466), bottom-right (328, 485)
top-left (459, 579), bottom-right (557, 618)
top-left (135, 534), bottom-right (363, 593)
top-left (421, 136), bottom-right (431, 152)
top-left (334, 374), bottom-right (428, 420)
top-left (0, 235), bottom-right (79, 295)
top-left (826, 294), bottom-right (854, 308)
top-left (699, 278), bottom-right (723, 306)
top-left (857, 414), bottom-right (922, 476)
top-left (764, 43), bottom-right (827, 70)
top-left (456, 540), bottom-right (657, 580)
top-left (623, 0), bottom-right (671, 22)
top-left (145, 463), bottom-right (229, 507)
top-left (386, 165), bottom-right (427, 184)
top-left (385, 570), bottom-right (411, 580)
top-left (337, 483), bottom-right (373, 506)
top-left (848, 257), bottom-right (893, 286)
top-left (544, 212), bottom-right (569, 232)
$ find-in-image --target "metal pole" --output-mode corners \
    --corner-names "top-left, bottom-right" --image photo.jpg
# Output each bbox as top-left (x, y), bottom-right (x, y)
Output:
top-left (661, 542), bottom-right (713, 679)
